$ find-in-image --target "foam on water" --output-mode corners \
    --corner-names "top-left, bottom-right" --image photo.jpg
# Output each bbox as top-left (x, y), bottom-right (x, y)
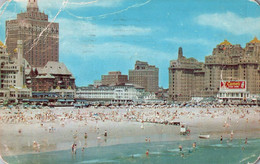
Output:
top-left (3, 138), bottom-right (260, 164)
top-left (78, 159), bottom-right (119, 164)
top-left (149, 151), bottom-right (162, 155)
top-left (167, 148), bottom-right (180, 152)
top-left (240, 154), bottom-right (256, 163)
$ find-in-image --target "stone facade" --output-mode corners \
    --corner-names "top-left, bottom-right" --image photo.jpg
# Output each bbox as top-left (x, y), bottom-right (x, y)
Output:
top-left (6, 0), bottom-right (59, 67)
top-left (169, 47), bottom-right (204, 101)
top-left (101, 71), bottom-right (128, 85)
top-left (169, 38), bottom-right (260, 102)
top-left (0, 40), bottom-right (31, 101)
top-left (129, 61), bottom-right (159, 93)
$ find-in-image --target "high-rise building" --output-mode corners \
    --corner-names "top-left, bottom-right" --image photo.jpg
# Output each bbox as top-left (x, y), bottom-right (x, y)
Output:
top-left (0, 40), bottom-right (25, 89)
top-left (129, 61), bottom-right (159, 93)
top-left (168, 38), bottom-right (260, 102)
top-left (101, 71), bottom-right (128, 85)
top-left (169, 47), bottom-right (204, 101)
top-left (0, 40), bottom-right (31, 100)
top-left (6, 0), bottom-right (59, 67)
top-left (204, 39), bottom-right (260, 95)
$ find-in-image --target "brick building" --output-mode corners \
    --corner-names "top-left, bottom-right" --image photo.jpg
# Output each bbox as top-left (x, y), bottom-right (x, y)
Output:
top-left (129, 61), bottom-right (159, 93)
top-left (101, 71), bottom-right (128, 85)
top-left (6, 0), bottom-right (59, 67)
top-left (25, 61), bottom-right (75, 92)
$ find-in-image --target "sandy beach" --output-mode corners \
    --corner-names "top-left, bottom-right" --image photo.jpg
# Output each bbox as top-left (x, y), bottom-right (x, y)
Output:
top-left (0, 105), bottom-right (260, 157)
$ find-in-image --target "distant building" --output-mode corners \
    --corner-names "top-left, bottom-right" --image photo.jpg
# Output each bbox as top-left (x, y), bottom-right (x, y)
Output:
top-left (155, 87), bottom-right (169, 101)
top-left (76, 83), bottom-right (145, 103)
top-left (101, 71), bottom-right (128, 85)
top-left (94, 80), bottom-right (102, 87)
top-left (169, 47), bottom-right (204, 101)
top-left (204, 39), bottom-right (260, 96)
top-left (6, 0), bottom-right (59, 67)
top-left (0, 40), bottom-right (31, 101)
top-left (169, 38), bottom-right (260, 102)
top-left (25, 61), bottom-right (76, 97)
top-left (129, 61), bottom-right (159, 93)
top-left (217, 80), bottom-right (250, 101)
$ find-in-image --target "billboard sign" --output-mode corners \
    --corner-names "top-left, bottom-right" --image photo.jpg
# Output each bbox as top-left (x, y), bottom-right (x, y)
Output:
top-left (220, 81), bottom-right (246, 90)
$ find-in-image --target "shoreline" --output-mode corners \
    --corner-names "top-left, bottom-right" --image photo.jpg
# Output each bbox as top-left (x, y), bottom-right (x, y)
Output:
top-left (2, 134), bottom-right (260, 157)
top-left (0, 106), bottom-right (259, 157)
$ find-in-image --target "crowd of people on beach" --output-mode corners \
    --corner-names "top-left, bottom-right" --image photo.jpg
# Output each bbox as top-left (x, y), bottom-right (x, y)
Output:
top-left (0, 104), bottom-right (258, 124)
top-left (0, 104), bottom-right (259, 155)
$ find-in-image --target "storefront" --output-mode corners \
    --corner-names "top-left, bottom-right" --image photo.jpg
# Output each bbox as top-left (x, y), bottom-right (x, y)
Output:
top-left (217, 80), bottom-right (249, 101)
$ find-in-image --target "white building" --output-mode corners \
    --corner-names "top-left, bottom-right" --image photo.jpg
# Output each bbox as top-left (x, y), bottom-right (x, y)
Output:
top-left (76, 83), bottom-right (145, 102)
top-left (217, 80), bottom-right (250, 101)
top-left (0, 40), bottom-right (31, 102)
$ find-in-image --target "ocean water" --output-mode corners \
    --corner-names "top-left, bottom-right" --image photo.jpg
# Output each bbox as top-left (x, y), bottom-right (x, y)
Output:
top-left (3, 138), bottom-right (260, 164)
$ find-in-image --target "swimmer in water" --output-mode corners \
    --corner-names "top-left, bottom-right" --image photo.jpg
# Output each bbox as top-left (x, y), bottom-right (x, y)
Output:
top-left (71, 144), bottom-right (74, 153)
top-left (230, 130), bottom-right (233, 141)
top-left (146, 149), bottom-right (149, 156)
top-left (245, 138), bottom-right (248, 144)
top-left (181, 153), bottom-right (184, 158)
top-left (220, 136), bottom-right (223, 143)
top-left (179, 145), bottom-right (183, 151)
top-left (192, 142), bottom-right (196, 148)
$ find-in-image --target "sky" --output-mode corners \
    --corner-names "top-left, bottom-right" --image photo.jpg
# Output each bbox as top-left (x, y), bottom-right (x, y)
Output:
top-left (0, 0), bottom-right (260, 88)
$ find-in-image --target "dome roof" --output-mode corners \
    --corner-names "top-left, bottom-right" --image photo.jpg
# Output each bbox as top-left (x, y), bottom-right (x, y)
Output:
top-left (0, 41), bottom-right (6, 48)
top-left (250, 37), bottom-right (260, 43)
top-left (220, 39), bottom-right (232, 46)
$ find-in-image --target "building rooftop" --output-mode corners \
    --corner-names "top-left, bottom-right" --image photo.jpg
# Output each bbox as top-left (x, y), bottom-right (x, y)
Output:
top-left (36, 74), bottom-right (55, 79)
top-left (38, 61), bottom-right (72, 75)
top-left (0, 41), bottom-right (6, 48)
top-left (220, 39), bottom-right (232, 46)
top-left (250, 37), bottom-right (260, 43)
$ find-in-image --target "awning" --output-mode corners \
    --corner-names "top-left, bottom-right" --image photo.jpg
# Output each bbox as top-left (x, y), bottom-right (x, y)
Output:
top-left (58, 99), bottom-right (74, 102)
top-left (29, 99), bottom-right (49, 102)
top-left (76, 99), bottom-right (87, 102)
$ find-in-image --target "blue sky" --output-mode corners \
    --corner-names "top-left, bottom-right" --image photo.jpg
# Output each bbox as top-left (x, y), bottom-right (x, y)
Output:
top-left (0, 0), bottom-right (260, 88)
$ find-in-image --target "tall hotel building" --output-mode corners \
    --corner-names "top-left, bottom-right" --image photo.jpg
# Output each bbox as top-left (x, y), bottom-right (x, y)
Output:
top-left (169, 47), bottom-right (204, 101)
top-left (169, 38), bottom-right (260, 102)
top-left (129, 61), bottom-right (159, 93)
top-left (6, 0), bottom-right (59, 67)
top-left (101, 71), bottom-right (128, 85)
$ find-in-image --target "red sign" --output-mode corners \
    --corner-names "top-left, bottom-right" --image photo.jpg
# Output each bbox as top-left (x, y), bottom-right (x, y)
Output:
top-left (220, 81), bottom-right (246, 89)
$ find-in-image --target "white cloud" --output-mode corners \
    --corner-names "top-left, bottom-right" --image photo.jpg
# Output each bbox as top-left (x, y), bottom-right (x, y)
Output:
top-left (61, 41), bottom-right (172, 62)
top-left (196, 12), bottom-right (260, 35)
top-left (57, 18), bottom-right (151, 38)
top-left (13, 0), bottom-right (66, 10)
top-left (65, 0), bottom-right (151, 20)
top-left (0, 10), bottom-right (17, 24)
top-left (12, 0), bottom-right (123, 10)
top-left (165, 37), bottom-right (213, 46)
top-left (67, 0), bottom-right (123, 8)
